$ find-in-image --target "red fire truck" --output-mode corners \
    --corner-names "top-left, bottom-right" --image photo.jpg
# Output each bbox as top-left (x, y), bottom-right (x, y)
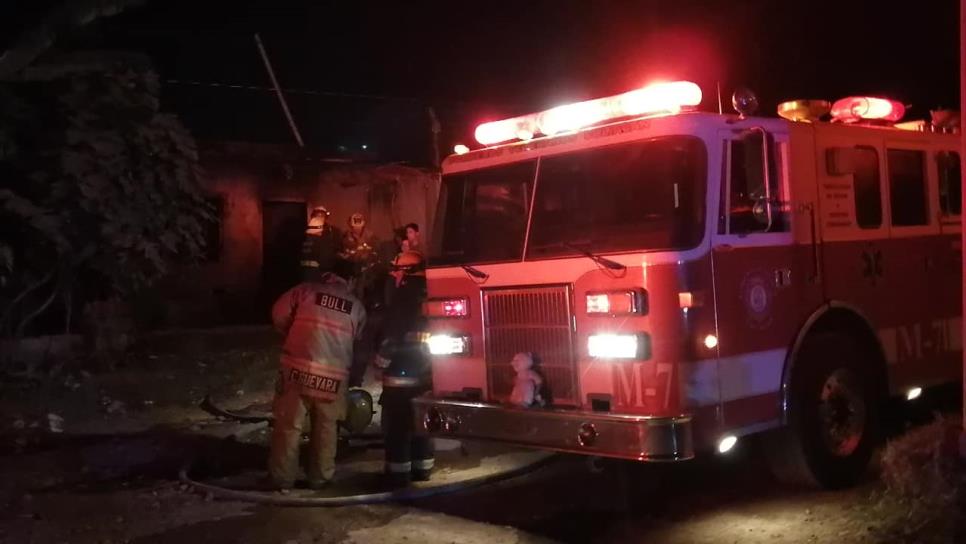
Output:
top-left (413, 81), bottom-right (963, 488)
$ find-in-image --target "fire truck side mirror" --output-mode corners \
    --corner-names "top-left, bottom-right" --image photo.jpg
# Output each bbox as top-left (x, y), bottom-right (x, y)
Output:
top-left (826, 147), bottom-right (856, 176)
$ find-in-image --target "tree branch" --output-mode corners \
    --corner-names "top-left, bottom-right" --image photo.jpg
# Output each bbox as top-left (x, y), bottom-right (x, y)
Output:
top-left (64, 286), bottom-right (73, 335)
top-left (0, 267), bottom-right (57, 335)
top-left (14, 282), bottom-right (61, 338)
top-left (0, 0), bottom-right (148, 80)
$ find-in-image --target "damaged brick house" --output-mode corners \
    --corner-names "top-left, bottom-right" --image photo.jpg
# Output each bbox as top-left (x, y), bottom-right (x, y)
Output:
top-left (0, 26), bottom-right (442, 369)
top-left (2, 48), bottom-right (440, 343)
top-left (151, 141), bottom-right (439, 328)
top-left (126, 59), bottom-right (443, 329)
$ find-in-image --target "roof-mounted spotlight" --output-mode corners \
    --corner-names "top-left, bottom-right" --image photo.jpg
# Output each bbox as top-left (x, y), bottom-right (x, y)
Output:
top-left (731, 87), bottom-right (759, 118)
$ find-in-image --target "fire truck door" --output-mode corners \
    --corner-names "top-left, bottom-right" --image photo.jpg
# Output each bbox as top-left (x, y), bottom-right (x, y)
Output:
top-left (936, 149), bottom-right (963, 327)
top-left (933, 149), bottom-right (964, 384)
top-left (711, 128), bottom-right (810, 429)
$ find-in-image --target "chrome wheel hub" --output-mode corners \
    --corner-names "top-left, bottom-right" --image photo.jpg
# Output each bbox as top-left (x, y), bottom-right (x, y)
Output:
top-left (817, 368), bottom-right (866, 457)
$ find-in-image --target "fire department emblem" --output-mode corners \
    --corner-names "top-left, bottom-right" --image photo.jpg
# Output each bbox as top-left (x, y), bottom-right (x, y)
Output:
top-left (740, 271), bottom-right (773, 329)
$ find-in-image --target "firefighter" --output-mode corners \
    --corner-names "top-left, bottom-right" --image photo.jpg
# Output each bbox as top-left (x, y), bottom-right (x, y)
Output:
top-left (374, 250), bottom-right (434, 486)
top-left (340, 212), bottom-right (381, 305)
top-left (377, 227), bottom-right (407, 309)
top-left (402, 223), bottom-right (423, 255)
top-left (341, 212), bottom-right (376, 264)
top-left (268, 258), bottom-right (367, 490)
top-left (300, 205), bottom-right (341, 281)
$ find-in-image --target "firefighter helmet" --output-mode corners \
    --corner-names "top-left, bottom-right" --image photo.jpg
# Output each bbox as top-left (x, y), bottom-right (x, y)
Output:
top-left (349, 212), bottom-right (365, 229)
top-left (392, 250), bottom-right (424, 269)
top-left (307, 205), bottom-right (329, 229)
top-left (340, 388), bottom-right (374, 434)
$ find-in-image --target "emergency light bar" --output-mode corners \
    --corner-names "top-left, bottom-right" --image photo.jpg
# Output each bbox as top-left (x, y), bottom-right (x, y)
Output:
top-left (475, 81), bottom-right (702, 146)
top-left (830, 96), bottom-right (905, 124)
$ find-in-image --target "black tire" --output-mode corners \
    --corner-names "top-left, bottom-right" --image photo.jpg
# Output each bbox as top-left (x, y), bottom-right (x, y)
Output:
top-left (764, 332), bottom-right (883, 488)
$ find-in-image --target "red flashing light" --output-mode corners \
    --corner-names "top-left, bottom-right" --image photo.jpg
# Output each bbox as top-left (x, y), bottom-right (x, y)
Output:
top-left (585, 290), bottom-right (643, 315)
top-left (474, 119), bottom-right (518, 146)
top-left (475, 81), bottom-right (702, 146)
top-left (443, 299), bottom-right (467, 317)
top-left (538, 100), bottom-right (608, 136)
top-left (424, 298), bottom-right (469, 318)
top-left (830, 96), bottom-right (905, 123)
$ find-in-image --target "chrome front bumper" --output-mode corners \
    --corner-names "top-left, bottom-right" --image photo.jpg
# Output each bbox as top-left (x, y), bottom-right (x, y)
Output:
top-left (413, 397), bottom-right (694, 462)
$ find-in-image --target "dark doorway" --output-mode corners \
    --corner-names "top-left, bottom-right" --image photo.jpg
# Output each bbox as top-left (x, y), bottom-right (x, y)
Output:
top-left (261, 201), bottom-right (306, 319)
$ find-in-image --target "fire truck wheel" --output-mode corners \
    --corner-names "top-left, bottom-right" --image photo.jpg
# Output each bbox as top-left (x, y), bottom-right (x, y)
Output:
top-left (764, 332), bottom-right (883, 489)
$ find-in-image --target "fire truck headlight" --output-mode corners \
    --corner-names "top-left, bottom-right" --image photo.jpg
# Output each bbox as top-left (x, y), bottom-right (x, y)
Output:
top-left (717, 435), bottom-right (738, 454)
top-left (587, 333), bottom-right (649, 359)
top-left (906, 387), bottom-right (922, 401)
top-left (426, 334), bottom-right (470, 356)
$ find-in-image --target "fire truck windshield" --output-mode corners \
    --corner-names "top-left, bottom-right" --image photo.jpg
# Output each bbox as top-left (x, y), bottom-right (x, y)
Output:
top-left (430, 136), bottom-right (706, 267)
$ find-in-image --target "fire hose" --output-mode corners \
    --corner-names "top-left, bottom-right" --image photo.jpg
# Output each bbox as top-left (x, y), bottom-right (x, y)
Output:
top-left (177, 454), bottom-right (553, 507)
top-left (187, 394), bottom-right (555, 505)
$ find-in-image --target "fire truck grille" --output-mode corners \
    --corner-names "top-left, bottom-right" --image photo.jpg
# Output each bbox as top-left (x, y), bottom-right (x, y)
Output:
top-left (483, 285), bottom-right (577, 405)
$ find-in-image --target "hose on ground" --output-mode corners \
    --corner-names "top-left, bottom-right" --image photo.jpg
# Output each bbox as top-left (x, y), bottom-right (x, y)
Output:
top-left (177, 453), bottom-right (554, 507)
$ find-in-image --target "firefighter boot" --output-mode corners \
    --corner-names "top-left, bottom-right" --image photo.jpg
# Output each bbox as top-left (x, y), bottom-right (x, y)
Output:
top-left (411, 435), bottom-right (435, 481)
top-left (382, 389), bottom-right (416, 487)
top-left (383, 466), bottom-right (412, 488)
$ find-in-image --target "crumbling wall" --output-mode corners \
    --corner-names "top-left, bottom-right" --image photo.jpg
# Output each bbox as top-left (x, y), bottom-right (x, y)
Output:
top-left (147, 144), bottom-right (439, 329)
top-left (309, 164), bottom-right (439, 245)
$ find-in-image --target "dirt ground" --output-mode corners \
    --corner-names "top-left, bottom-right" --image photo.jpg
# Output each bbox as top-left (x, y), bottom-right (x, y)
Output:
top-left (0, 329), bottom-right (962, 544)
top-left (0, 327), bottom-right (280, 440)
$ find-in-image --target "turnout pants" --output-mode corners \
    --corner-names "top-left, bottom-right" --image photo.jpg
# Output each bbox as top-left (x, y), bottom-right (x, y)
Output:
top-left (381, 386), bottom-right (434, 476)
top-left (268, 385), bottom-right (346, 486)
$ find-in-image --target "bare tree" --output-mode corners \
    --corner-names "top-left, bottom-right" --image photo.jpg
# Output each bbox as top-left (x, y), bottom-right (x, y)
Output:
top-left (0, 0), bottom-right (146, 80)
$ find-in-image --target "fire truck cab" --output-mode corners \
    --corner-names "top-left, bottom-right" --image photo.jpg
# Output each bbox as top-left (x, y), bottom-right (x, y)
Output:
top-left (414, 83), bottom-right (963, 488)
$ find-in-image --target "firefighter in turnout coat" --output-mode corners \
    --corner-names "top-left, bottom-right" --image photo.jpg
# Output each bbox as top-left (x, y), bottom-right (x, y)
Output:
top-left (300, 205), bottom-right (342, 281)
top-left (375, 250), bottom-right (434, 486)
top-left (269, 259), bottom-right (366, 489)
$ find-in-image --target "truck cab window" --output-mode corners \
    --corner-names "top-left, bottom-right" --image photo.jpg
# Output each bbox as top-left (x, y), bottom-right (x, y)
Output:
top-left (852, 146), bottom-right (882, 229)
top-left (937, 150), bottom-right (961, 217)
top-left (724, 131), bottom-right (787, 234)
top-left (527, 136), bottom-right (706, 257)
top-left (887, 149), bottom-right (928, 226)
top-left (432, 161), bottom-right (536, 265)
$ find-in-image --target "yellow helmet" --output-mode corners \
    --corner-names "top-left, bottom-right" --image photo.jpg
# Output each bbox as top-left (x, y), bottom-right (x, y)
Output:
top-left (393, 251), bottom-right (422, 267)
top-left (340, 388), bottom-right (373, 434)
top-left (307, 205), bottom-right (329, 229)
top-left (349, 212), bottom-right (365, 228)
top-left (392, 251), bottom-right (425, 275)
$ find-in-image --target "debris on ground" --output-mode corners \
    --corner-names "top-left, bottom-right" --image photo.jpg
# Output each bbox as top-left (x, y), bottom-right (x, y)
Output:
top-left (46, 413), bottom-right (64, 433)
top-left (875, 416), bottom-right (965, 544)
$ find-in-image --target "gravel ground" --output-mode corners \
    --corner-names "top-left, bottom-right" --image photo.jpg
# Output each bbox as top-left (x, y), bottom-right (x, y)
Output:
top-left (0, 333), bottom-right (962, 544)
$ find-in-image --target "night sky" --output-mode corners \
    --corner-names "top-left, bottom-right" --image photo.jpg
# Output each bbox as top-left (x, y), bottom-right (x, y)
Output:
top-left (1, 0), bottom-right (960, 165)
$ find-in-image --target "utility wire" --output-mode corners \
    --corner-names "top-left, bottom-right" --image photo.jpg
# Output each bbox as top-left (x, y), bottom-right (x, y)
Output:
top-left (164, 78), bottom-right (423, 103)
top-left (163, 78), bottom-right (528, 111)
